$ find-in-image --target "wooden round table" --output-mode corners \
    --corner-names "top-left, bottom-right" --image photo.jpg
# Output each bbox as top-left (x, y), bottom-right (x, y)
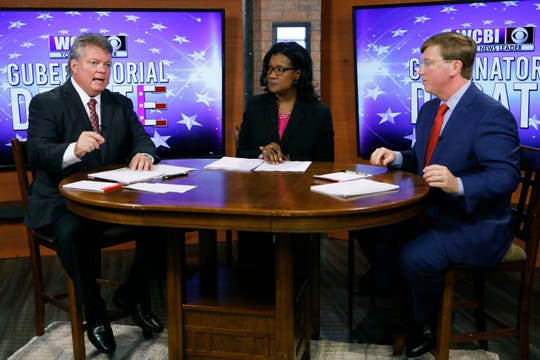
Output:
top-left (60, 159), bottom-right (429, 360)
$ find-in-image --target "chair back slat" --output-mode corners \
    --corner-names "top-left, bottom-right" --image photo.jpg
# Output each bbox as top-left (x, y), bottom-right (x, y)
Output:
top-left (516, 145), bottom-right (540, 264)
top-left (10, 138), bottom-right (32, 211)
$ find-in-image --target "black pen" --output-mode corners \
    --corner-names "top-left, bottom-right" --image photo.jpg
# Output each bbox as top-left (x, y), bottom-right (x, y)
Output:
top-left (340, 169), bottom-right (370, 177)
top-left (162, 172), bottom-right (188, 180)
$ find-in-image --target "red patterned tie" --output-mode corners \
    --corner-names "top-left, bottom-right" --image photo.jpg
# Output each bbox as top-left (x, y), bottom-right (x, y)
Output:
top-left (88, 98), bottom-right (100, 133)
top-left (424, 103), bottom-right (449, 166)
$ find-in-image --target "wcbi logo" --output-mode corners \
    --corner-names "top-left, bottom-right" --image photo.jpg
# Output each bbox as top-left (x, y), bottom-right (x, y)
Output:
top-left (48, 35), bottom-right (128, 58)
top-left (454, 27), bottom-right (535, 53)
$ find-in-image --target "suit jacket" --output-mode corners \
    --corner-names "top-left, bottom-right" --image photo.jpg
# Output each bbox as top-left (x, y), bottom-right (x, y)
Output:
top-left (401, 83), bottom-right (520, 266)
top-left (25, 79), bottom-right (158, 229)
top-left (236, 92), bottom-right (334, 161)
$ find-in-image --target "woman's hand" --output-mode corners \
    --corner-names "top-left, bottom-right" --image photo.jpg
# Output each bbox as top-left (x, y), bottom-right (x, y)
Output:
top-left (259, 142), bottom-right (288, 164)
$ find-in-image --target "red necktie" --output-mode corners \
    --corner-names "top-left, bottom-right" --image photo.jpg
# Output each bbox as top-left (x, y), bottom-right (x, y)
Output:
top-left (424, 103), bottom-right (449, 166)
top-left (88, 98), bottom-right (100, 133)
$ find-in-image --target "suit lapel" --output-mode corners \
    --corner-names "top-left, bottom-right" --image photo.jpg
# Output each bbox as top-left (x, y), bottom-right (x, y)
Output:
top-left (99, 92), bottom-right (115, 161)
top-left (62, 81), bottom-right (92, 133)
top-left (431, 85), bottom-right (477, 163)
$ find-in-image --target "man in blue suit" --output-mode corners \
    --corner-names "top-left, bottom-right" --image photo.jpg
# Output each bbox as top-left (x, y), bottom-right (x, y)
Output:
top-left (370, 32), bottom-right (520, 357)
top-left (26, 33), bottom-right (164, 354)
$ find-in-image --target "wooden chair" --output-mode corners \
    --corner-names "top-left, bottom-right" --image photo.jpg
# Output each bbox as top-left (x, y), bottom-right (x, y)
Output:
top-left (11, 138), bottom-right (134, 359)
top-left (432, 145), bottom-right (540, 359)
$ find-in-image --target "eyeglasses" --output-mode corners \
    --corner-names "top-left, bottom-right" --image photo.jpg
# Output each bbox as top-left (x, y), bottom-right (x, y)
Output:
top-left (266, 66), bottom-right (295, 76)
top-left (418, 59), bottom-right (453, 68)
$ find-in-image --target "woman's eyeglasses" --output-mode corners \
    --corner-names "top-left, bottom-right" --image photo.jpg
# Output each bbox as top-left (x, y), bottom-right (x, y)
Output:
top-left (266, 66), bottom-right (295, 76)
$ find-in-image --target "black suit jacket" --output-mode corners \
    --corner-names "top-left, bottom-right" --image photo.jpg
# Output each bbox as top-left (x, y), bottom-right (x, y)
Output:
top-left (25, 79), bottom-right (157, 229)
top-left (236, 92), bottom-right (334, 161)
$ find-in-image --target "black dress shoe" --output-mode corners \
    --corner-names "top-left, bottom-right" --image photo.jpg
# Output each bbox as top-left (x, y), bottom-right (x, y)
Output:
top-left (405, 323), bottom-right (435, 358)
top-left (87, 320), bottom-right (116, 354)
top-left (114, 287), bottom-right (164, 334)
top-left (85, 301), bottom-right (116, 354)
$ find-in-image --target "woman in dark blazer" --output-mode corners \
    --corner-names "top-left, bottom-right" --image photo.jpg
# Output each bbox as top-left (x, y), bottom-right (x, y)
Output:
top-left (236, 41), bottom-right (334, 272)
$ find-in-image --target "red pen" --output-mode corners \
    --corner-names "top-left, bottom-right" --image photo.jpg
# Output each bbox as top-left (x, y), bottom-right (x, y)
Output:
top-left (101, 183), bottom-right (124, 192)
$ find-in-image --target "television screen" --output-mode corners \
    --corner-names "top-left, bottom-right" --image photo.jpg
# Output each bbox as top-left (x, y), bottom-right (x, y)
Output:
top-left (354, 0), bottom-right (539, 157)
top-left (1, 9), bottom-right (224, 168)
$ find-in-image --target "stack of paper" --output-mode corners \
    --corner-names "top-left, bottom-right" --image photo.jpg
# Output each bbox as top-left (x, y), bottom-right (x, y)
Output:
top-left (313, 171), bottom-right (370, 182)
top-left (310, 179), bottom-right (399, 198)
top-left (254, 160), bottom-right (311, 172)
top-left (88, 164), bottom-right (194, 184)
top-left (204, 157), bottom-right (264, 171)
top-left (62, 180), bottom-right (124, 192)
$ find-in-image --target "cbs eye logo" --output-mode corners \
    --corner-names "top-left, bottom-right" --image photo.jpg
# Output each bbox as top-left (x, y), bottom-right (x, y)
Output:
top-left (106, 35), bottom-right (128, 58)
top-left (507, 27), bottom-right (534, 45)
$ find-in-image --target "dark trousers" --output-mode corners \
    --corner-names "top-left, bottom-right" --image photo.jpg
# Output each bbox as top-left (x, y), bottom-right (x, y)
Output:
top-left (38, 212), bottom-right (165, 307)
top-left (400, 228), bottom-right (450, 324)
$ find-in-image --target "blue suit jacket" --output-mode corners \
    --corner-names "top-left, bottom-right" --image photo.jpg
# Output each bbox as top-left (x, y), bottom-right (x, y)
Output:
top-left (401, 83), bottom-right (520, 266)
top-left (25, 79), bottom-right (158, 229)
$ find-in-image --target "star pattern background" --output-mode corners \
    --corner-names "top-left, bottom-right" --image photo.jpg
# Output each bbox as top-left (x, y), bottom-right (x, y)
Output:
top-left (354, 0), bottom-right (539, 157)
top-left (0, 10), bottom-right (224, 166)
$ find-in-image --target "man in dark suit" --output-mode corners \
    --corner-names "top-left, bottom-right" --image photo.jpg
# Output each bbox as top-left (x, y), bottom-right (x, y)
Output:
top-left (370, 32), bottom-right (520, 357)
top-left (25, 33), bottom-right (164, 354)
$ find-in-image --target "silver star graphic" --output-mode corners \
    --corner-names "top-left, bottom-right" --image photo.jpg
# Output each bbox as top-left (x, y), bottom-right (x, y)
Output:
top-left (529, 114), bottom-right (540, 130)
top-left (135, 38), bottom-right (146, 44)
top-left (441, 6), bottom-right (457, 14)
top-left (178, 113), bottom-right (202, 130)
top-left (151, 23), bottom-right (168, 31)
top-left (483, 20), bottom-right (494, 25)
top-left (65, 11), bottom-right (82, 16)
top-left (151, 130), bottom-right (171, 149)
top-left (196, 92), bottom-right (215, 107)
top-left (404, 128), bottom-right (416, 147)
top-left (189, 50), bottom-right (207, 61)
top-left (9, 21), bottom-right (27, 30)
top-left (8, 53), bottom-right (22, 60)
top-left (149, 48), bottom-right (161, 54)
top-left (377, 108), bottom-right (400, 125)
top-left (502, 1), bottom-right (518, 7)
top-left (391, 29), bottom-right (408, 37)
top-left (414, 16), bottom-right (430, 24)
top-left (125, 15), bottom-right (140, 22)
top-left (173, 35), bottom-right (190, 44)
top-left (365, 87), bottom-right (385, 101)
top-left (37, 13), bottom-right (53, 20)
top-left (96, 12), bottom-right (111, 17)
top-left (20, 42), bottom-right (34, 48)
top-left (469, 3), bottom-right (487, 8)
top-left (374, 45), bottom-right (390, 56)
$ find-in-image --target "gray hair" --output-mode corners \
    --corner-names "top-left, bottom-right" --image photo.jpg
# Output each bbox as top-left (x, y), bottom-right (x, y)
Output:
top-left (66, 33), bottom-right (112, 76)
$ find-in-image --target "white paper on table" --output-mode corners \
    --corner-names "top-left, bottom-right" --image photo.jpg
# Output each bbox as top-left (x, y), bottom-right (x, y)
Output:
top-left (310, 178), bottom-right (399, 198)
top-left (88, 164), bottom-right (195, 184)
top-left (124, 183), bottom-right (196, 194)
top-left (204, 156), bottom-right (264, 171)
top-left (253, 160), bottom-right (311, 172)
top-left (313, 171), bottom-right (370, 182)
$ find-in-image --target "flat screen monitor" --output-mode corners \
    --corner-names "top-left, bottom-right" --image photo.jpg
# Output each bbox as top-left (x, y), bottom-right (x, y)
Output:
top-left (0, 8), bottom-right (224, 168)
top-left (353, 0), bottom-right (539, 157)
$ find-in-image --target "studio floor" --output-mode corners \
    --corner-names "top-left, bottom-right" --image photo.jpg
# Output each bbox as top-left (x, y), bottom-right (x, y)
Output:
top-left (1, 236), bottom-right (539, 359)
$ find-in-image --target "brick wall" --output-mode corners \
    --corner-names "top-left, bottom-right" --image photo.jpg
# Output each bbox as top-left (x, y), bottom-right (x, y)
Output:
top-left (252, 0), bottom-right (322, 96)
